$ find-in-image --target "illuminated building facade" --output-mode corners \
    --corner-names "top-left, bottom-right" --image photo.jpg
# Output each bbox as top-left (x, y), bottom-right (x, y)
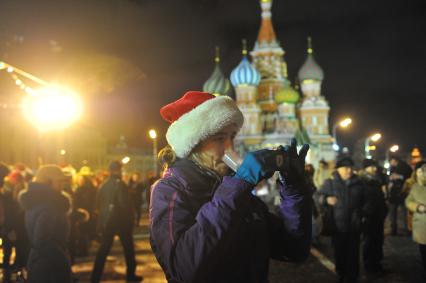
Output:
top-left (203, 0), bottom-right (335, 165)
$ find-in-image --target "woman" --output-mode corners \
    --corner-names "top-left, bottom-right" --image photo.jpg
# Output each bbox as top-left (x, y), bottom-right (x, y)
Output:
top-left (150, 91), bottom-right (311, 283)
top-left (19, 165), bottom-right (72, 283)
top-left (405, 161), bottom-right (426, 272)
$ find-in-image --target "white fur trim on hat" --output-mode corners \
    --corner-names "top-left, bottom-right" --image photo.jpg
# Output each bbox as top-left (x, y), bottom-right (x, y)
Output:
top-left (166, 96), bottom-right (244, 158)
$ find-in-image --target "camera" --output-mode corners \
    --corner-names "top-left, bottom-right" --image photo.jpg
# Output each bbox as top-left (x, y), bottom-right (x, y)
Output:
top-left (223, 148), bottom-right (288, 173)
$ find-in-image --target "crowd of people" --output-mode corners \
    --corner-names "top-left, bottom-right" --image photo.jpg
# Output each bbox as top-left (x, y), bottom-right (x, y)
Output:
top-left (305, 155), bottom-right (426, 283)
top-left (0, 90), bottom-right (424, 283)
top-left (0, 161), bottom-right (153, 282)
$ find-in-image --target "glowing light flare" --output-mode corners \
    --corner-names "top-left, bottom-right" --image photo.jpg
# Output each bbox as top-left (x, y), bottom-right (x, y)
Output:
top-left (25, 87), bottom-right (35, 96)
top-left (412, 147), bottom-right (421, 157)
top-left (122, 156), bottom-right (131, 164)
top-left (149, 129), bottom-right (157, 139)
top-left (390, 145), bottom-right (399, 153)
top-left (370, 133), bottom-right (382, 142)
top-left (23, 86), bottom-right (82, 132)
top-left (339, 118), bottom-right (352, 128)
top-left (332, 143), bottom-right (340, 151)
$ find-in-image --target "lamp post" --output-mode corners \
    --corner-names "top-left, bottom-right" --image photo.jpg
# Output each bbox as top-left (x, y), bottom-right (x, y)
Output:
top-left (23, 85), bottom-right (82, 132)
top-left (332, 117), bottom-right (352, 151)
top-left (22, 85), bottom-right (82, 165)
top-left (364, 133), bottom-right (382, 159)
top-left (1, 61), bottom-right (82, 167)
top-left (384, 144), bottom-right (399, 170)
top-left (149, 129), bottom-right (158, 176)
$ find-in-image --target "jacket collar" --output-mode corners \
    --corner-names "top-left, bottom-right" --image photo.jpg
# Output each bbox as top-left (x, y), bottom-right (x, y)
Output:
top-left (19, 182), bottom-right (71, 212)
top-left (167, 158), bottom-right (221, 197)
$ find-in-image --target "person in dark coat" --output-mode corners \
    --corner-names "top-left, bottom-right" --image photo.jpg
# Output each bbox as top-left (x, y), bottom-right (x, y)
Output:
top-left (128, 172), bottom-right (144, 226)
top-left (91, 161), bottom-right (142, 283)
top-left (359, 158), bottom-right (388, 273)
top-left (388, 155), bottom-right (413, 235)
top-left (19, 165), bottom-right (72, 283)
top-left (318, 156), bottom-right (368, 283)
top-left (73, 174), bottom-right (97, 256)
top-left (2, 170), bottom-right (30, 281)
top-left (150, 91), bottom-right (312, 283)
top-left (305, 164), bottom-right (320, 244)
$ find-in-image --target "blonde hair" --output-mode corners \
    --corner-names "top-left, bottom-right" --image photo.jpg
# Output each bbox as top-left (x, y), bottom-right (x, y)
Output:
top-left (158, 146), bottom-right (177, 173)
top-left (189, 151), bottom-right (215, 170)
top-left (158, 145), bottom-right (216, 174)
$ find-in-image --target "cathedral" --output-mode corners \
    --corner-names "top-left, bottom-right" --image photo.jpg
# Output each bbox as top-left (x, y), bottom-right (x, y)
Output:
top-left (202, 0), bottom-right (335, 166)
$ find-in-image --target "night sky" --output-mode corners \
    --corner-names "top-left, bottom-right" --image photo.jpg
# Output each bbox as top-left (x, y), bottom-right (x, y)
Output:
top-left (0, 0), bottom-right (425, 158)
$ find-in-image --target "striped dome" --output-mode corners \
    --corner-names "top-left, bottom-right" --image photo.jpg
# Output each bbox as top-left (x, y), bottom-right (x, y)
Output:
top-left (298, 54), bottom-right (324, 82)
top-left (203, 63), bottom-right (231, 96)
top-left (298, 37), bottom-right (324, 82)
top-left (275, 86), bottom-right (300, 104)
top-left (230, 56), bottom-right (261, 87)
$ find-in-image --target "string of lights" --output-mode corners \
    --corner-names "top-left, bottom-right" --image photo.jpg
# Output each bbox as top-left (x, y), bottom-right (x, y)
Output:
top-left (0, 60), bottom-right (82, 132)
top-left (0, 60), bottom-right (47, 96)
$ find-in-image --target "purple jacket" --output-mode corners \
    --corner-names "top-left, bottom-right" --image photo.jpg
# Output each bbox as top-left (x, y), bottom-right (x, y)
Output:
top-left (150, 159), bottom-right (311, 283)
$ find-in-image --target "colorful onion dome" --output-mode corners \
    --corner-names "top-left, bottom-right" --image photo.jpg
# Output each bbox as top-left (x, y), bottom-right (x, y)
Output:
top-left (275, 85), bottom-right (299, 104)
top-left (203, 47), bottom-right (231, 96)
top-left (298, 37), bottom-right (324, 82)
top-left (230, 40), bottom-right (261, 87)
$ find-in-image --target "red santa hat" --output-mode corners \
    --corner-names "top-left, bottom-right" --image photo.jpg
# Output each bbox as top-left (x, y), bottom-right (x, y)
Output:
top-left (160, 91), bottom-right (244, 158)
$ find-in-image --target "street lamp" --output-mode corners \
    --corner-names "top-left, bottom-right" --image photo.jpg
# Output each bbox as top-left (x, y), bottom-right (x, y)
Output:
top-left (384, 144), bottom-right (399, 170)
top-left (149, 129), bottom-right (158, 176)
top-left (364, 132), bottom-right (382, 159)
top-left (122, 156), bottom-right (131, 165)
top-left (22, 85), bottom-right (82, 132)
top-left (390, 145), bottom-right (399, 153)
top-left (332, 117), bottom-right (352, 151)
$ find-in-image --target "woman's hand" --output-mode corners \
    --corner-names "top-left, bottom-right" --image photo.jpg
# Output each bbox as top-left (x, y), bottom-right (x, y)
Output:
top-left (278, 138), bottom-right (309, 185)
top-left (235, 149), bottom-right (279, 185)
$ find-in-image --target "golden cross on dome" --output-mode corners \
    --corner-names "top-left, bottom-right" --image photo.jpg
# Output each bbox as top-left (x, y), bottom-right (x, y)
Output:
top-left (242, 39), bottom-right (248, 55)
top-left (307, 36), bottom-right (313, 54)
top-left (215, 46), bottom-right (220, 63)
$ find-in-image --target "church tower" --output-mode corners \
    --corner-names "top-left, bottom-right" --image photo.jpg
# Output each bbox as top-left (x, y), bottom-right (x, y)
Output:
top-left (251, 0), bottom-right (289, 133)
top-left (231, 40), bottom-right (262, 136)
top-left (298, 37), bottom-right (330, 139)
top-left (298, 37), bottom-right (335, 164)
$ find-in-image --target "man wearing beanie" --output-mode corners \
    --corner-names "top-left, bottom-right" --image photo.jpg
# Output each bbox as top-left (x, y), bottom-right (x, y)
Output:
top-left (150, 91), bottom-right (312, 282)
top-left (359, 159), bottom-right (388, 274)
top-left (91, 161), bottom-right (142, 283)
top-left (318, 155), bottom-right (368, 283)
